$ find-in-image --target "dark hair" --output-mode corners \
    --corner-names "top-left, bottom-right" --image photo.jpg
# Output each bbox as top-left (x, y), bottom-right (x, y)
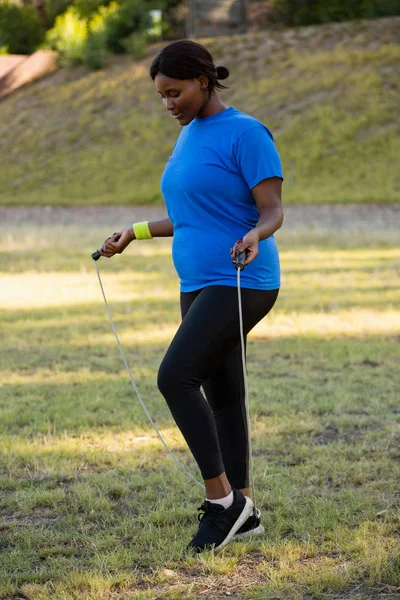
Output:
top-left (150, 40), bottom-right (230, 95)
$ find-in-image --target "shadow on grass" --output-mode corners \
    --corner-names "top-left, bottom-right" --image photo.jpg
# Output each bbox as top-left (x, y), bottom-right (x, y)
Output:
top-left (1, 329), bottom-right (399, 435)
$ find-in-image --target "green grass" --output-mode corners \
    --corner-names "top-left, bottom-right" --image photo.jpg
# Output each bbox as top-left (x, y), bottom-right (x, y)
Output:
top-left (0, 225), bottom-right (399, 599)
top-left (0, 19), bottom-right (399, 206)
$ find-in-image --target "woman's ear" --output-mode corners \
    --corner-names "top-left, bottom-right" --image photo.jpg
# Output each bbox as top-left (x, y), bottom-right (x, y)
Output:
top-left (198, 75), bottom-right (209, 89)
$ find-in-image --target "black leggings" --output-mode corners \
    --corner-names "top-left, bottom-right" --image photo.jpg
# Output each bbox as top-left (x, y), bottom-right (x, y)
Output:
top-left (157, 285), bottom-right (279, 489)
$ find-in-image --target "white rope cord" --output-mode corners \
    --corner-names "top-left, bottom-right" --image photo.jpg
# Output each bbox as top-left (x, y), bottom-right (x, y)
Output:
top-left (94, 259), bottom-right (255, 507)
top-left (237, 267), bottom-right (257, 512)
top-left (94, 260), bottom-right (204, 490)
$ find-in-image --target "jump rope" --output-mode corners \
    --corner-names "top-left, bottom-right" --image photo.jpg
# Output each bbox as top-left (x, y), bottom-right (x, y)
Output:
top-left (92, 242), bottom-right (257, 513)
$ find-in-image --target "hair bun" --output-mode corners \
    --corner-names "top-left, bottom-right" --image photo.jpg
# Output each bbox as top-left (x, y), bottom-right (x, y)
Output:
top-left (216, 65), bottom-right (229, 80)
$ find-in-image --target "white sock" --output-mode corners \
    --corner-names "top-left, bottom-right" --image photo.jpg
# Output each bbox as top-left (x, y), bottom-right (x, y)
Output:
top-left (206, 490), bottom-right (234, 509)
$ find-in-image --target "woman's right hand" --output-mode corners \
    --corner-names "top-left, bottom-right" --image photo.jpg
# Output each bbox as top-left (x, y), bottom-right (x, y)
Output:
top-left (98, 227), bottom-right (135, 258)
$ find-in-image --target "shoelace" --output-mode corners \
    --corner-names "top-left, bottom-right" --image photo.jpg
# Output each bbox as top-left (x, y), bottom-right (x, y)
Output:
top-left (196, 501), bottom-right (224, 528)
top-left (197, 502), bottom-right (257, 522)
top-left (197, 501), bottom-right (215, 521)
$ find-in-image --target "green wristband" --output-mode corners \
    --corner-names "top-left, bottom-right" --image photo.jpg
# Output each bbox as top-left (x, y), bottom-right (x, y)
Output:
top-left (133, 221), bottom-right (153, 240)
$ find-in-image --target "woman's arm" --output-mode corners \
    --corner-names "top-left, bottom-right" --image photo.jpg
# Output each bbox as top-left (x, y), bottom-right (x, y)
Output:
top-left (231, 177), bottom-right (283, 266)
top-left (148, 218), bottom-right (174, 237)
top-left (252, 177), bottom-right (283, 240)
top-left (99, 217), bottom-right (174, 258)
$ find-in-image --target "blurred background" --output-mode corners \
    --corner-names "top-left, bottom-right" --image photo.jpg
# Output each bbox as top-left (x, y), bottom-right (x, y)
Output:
top-left (0, 0), bottom-right (399, 206)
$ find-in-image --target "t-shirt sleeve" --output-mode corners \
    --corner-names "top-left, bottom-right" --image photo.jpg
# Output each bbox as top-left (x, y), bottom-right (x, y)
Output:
top-left (233, 125), bottom-right (284, 190)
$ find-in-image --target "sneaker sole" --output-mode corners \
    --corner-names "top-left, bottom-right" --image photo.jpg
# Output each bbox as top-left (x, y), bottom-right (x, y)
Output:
top-left (214, 496), bottom-right (254, 552)
top-left (234, 523), bottom-right (265, 540)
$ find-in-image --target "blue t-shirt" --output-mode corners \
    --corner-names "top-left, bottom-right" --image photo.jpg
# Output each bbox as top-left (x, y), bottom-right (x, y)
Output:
top-left (160, 106), bottom-right (283, 292)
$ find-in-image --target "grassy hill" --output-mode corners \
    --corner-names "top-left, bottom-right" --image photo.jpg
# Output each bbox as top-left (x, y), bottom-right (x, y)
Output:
top-left (0, 17), bottom-right (399, 206)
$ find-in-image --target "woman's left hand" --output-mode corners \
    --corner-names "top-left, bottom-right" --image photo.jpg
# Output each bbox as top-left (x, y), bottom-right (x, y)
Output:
top-left (230, 229), bottom-right (260, 267)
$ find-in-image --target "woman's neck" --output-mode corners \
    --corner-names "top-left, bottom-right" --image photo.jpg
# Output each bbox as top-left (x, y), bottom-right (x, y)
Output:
top-left (196, 93), bottom-right (228, 119)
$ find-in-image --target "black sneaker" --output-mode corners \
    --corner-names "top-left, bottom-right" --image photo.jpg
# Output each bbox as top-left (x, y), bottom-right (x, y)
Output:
top-left (233, 507), bottom-right (265, 540)
top-left (187, 488), bottom-right (254, 553)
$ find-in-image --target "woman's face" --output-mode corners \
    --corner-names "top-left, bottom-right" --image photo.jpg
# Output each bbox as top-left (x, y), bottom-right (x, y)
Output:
top-left (154, 73), bottom-right (209, 126)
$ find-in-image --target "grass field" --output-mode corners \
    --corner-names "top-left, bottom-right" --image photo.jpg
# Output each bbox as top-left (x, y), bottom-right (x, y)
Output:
top-left (0, 223), bottom-right (399, 599)
top-left (0, 17), bottom-right (399, 206)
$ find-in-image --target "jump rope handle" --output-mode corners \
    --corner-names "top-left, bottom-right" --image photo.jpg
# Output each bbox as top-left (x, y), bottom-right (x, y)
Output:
top-left (92, 233), bottom-right (117, 260)
top-left (235, 250), bottom-right (247, 271)
top-left (92, 248), bottom-right (103, 261)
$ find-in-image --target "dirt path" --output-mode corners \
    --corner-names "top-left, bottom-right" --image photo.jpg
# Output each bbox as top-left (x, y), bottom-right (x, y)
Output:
top-left (1, 204), bottom-right (399, 231)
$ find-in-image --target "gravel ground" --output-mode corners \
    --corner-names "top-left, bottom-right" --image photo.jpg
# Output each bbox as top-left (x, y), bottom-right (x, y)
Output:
top-left (1, 204), bottom-right (399, 231)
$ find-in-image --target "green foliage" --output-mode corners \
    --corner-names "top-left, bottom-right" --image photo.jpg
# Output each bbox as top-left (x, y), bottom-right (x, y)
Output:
top-left (43, 0), bottom-right (153, 68)
top-left (36, 0), bottom-right (179, 34)
top-left (103, 0), bottom-right (152, 53)
top-left (83, 2), bottom-right (118, 69)
top-left (73, 0), bottom-right (112, 19)
top-left (44, 6), bottom-right (88, 66)
top-left (0, 44), bottom-right (9, 54)
top-left (82, 28), bottom-right (107, 69)
top-left (0, 2), bottom-right (44, 54)
top-left (121, 30), bottom-right (148, 58)
top-left (45, 0), bottom-right (107, 24)
top-left (44, 0), bottom-right (71, 28)
top-left (273, 0), bottom-right (400, 26)
top-left (147, 7), bottom-right (162, 40)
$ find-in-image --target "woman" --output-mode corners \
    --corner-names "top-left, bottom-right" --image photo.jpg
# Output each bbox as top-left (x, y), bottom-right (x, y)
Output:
top-left (98, 40), bottom-right (284, 553)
